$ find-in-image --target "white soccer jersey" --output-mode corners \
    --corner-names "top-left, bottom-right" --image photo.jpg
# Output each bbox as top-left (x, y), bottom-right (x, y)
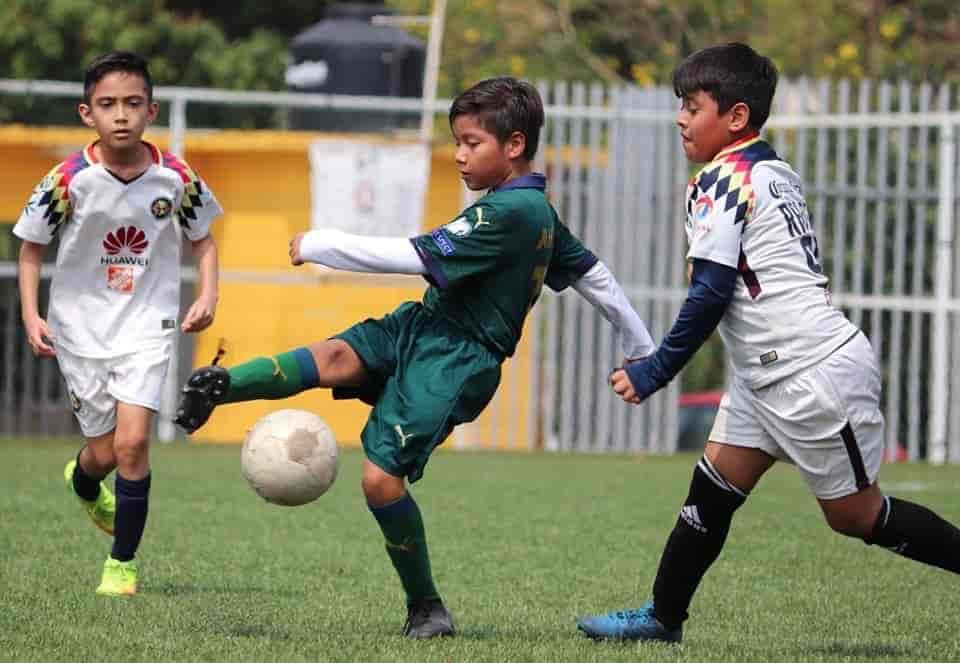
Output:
top-left (684, 135), bottom-right (858, 388)
top-left (13, 141), bottom-right (222, 358)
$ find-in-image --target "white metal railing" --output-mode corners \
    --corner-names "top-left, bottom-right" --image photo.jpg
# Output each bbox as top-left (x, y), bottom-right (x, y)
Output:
top-left (1, 77), bottom-right (957, 463)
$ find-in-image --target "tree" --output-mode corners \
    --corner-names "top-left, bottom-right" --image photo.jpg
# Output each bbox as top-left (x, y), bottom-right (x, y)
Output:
top-left (386, 0), bottom-right (959, 94)
top-left (0, 0), bottom-right (288, 126)
top-left (163, 0), bottom-right (340, 39)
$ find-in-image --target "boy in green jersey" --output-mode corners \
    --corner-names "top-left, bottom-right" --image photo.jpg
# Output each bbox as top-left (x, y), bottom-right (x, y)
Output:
top-left (175, 77), bottom-right (655, 638)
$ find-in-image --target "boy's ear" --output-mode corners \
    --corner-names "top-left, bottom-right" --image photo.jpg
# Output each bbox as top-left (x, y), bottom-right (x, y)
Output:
top-left (727, 102), bottom-right (752, 133)
top-left (147, 100), bottom-right (160, 124)
top-left (77, 102), bottom-right (95, 128)
top-left (505, 130), bottom-right (527, 160)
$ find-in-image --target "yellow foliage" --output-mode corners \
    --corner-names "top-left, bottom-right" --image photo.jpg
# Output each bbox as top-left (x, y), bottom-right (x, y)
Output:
top-left (837, 42), bottom-right (859, 61)
top-left (879, 20), bottom-right (900, 41)
top-left (631, 63), bottom-right (655, 86)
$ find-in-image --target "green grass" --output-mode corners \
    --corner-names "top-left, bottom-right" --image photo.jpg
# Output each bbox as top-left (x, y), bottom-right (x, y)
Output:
top-left (2, 437), bottom-right (959, 662)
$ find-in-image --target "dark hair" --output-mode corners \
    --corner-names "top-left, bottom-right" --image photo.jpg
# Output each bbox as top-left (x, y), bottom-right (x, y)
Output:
top-left (83, 51), bottom-right (153, 103)
top-left (672, 43), bottom-right (778, 129)
top-left (449, 77), bottom-right (544, 161)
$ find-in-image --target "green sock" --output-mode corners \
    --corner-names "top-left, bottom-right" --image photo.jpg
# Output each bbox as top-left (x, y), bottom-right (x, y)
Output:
top-left (223, 347), bottom-right (320, 403)
top-left (369, 492), bottom-right (440, 605)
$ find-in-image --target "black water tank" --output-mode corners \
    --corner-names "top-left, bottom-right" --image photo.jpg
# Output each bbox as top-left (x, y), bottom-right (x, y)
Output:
top-left (287, 3), bottom-right (425, 131)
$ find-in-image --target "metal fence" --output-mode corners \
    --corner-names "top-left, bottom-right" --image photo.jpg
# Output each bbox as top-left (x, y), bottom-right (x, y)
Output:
top-left (0, 77), bottom-right (957, 462)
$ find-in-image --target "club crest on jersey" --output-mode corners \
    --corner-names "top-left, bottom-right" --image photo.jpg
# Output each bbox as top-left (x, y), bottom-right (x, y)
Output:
top-left (694, 195), bottom-right (714, 220)
top-left (444, 216), bottom-right (473, 238)
top-left (39, 173), bottom-right (58, 192)
top-left (151, 196), bottom-right (173, 219)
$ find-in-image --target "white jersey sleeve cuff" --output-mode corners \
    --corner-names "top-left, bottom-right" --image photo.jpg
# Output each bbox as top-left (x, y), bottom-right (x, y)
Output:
top-left (297, 229), bottom-right (426, 275)
top-left (572, 261), bottom-right (656, 359)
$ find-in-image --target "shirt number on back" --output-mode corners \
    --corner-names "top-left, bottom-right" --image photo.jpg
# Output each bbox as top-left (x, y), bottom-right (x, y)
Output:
top-left (801, 234), bottom-right (822, 274)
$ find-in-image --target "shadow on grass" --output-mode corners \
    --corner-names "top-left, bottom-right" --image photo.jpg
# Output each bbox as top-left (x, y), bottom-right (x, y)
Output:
top-left (212, 623), bottom-right (293, 640)
top-left (149, 583), bottom-right (305, 599)
top-left (807, 642), bottom-right (907, 658)
top-left (456, 621), bottom-right (623, 645)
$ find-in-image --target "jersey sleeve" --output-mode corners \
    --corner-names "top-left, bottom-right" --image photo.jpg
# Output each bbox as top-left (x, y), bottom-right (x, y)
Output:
top-left (163, 154), bottom-right (223, 241)
top-left (544, 219), bottom-right (598, 291)
top-left (12, 163), bottom-right (74, 244)
top-left (410, 203), bottom-right (510, 289)
top-left (686, 161), bottom-right (761, 268)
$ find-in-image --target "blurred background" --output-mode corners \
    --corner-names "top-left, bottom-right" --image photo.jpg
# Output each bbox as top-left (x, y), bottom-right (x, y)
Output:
top-left (0, 1), bottom-right (957, 463)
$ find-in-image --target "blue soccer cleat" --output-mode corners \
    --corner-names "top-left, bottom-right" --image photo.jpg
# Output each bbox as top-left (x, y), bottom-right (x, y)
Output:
top-left (576, 600), bottom-right (682, 643)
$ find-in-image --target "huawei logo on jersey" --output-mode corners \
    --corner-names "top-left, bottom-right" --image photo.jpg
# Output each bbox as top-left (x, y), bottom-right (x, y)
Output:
top-left (103, 226), bottom-right (148, 255)
top-left (101, 226), bottom-right (149, 268)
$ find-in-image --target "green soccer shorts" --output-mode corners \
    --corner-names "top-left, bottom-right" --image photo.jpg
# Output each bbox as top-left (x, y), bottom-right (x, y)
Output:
top-left (334, 302), bottom-right (502, 482)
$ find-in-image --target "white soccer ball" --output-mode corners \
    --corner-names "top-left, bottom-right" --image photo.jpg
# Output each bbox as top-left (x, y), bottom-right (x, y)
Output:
top-left (241, 409), bottom-right (339, 506)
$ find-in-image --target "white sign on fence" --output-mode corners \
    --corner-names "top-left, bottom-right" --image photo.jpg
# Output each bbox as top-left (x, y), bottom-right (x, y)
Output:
top-left (308, 139), bottom-right (428, 238)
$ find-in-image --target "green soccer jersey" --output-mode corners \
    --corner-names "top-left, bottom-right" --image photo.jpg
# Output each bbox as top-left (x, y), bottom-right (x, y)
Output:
top-left (411, 174), bottom-right (597, 358)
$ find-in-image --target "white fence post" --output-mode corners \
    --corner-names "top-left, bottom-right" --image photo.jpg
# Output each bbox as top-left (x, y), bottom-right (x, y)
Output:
top-left (929, 114), bottom-right (956, 465)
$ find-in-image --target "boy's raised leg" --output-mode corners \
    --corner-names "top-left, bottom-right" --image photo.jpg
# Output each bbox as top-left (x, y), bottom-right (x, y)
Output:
top-left (175, 341), bottom-right (365, 433)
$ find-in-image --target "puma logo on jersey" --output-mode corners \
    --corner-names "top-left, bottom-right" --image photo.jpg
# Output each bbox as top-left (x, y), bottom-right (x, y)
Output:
top-left (472, 207), bottom-right (491, 230)
top-left (394, 424), bottom-right (414, 448)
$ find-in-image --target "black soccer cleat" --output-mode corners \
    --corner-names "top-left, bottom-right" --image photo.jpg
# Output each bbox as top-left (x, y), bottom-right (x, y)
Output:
top-left (173, 365), bottom-right (231, 434)
top-left (403, 598), bottom-right (456, 640)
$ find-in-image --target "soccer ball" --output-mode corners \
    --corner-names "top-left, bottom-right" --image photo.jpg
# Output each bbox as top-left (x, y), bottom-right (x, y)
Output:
top-left (241, 409), bottom-right (339, 506)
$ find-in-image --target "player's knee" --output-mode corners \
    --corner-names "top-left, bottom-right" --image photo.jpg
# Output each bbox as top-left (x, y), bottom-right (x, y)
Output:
top-left (824, 509), bottom-right (875, 539)
top-left (84, 443), bottom-right (116, 473)
top-left (361, 466), bottom-right (404, 506)
top-left (113, 431), bottom-right (149, 465)
top-left (310, 341), bottom-right (355, 376)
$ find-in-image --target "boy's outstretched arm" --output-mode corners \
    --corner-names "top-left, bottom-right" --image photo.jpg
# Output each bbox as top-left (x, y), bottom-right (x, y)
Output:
top-left (182, 234), bottom-right (220, 333)
top-left (611, 258), bottom-right (737, 404)
top-left (571, 261), bottom-right (655, 361)
top-left (17, 240), bottom-right (55, 357)
top-left (290, 229), bottom-right (426, 275)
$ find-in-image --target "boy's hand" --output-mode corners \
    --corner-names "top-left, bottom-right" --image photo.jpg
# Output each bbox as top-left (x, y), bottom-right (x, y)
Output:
top-left (289, 233), bottom-right (305, 266)
top-left (610, 368), bottom-right (642, 404)
top-left (181, 293), bottom-right (217, 333)
top-left (24, 316), bottom-right (55, 357)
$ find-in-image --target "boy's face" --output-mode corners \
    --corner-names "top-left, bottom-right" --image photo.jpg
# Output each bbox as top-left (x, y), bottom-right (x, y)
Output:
top-left (78, 71), bottom-right (158, 152)
top-left (452, 114), bottom-right (525, 191)
top-left (676, 90), bottom-right (750, 163)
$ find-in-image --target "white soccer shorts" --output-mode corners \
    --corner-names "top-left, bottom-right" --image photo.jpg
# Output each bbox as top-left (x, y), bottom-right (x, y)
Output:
top-left (709, 332), bottom-right (884, 500)
top-left (56, 343), bottom-right (173, 438)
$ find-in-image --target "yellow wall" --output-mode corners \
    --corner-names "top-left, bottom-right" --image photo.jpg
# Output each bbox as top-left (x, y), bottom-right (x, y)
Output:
top-left (0, 127), bottom-right (536, 449)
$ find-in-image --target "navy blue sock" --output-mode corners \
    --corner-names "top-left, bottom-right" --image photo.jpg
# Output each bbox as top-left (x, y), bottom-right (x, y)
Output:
top-left (111, 473), bottom-right (151, 562)
top-left (72, 452), bottom-right (102, 502)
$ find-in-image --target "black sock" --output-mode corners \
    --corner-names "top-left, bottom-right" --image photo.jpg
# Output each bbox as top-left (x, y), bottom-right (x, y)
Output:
top-left (866, 496), bottom-right (960, 573)
top-left (72, 451), bottom-right (102, 502)
top-left (111, 473), bottom-right (151, 562)
top-left (652, 457), bottom-right (747, 630)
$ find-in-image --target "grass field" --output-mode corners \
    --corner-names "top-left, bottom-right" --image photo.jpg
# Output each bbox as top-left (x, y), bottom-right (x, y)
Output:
top-left (1, 437), bottom-right (959, 662)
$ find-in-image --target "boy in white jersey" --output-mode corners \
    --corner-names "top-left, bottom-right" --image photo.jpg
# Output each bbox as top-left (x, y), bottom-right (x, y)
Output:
top-left (14, 52), bottom-right (222, 596)
top-left (577, 43), bottom-right (960, 643)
